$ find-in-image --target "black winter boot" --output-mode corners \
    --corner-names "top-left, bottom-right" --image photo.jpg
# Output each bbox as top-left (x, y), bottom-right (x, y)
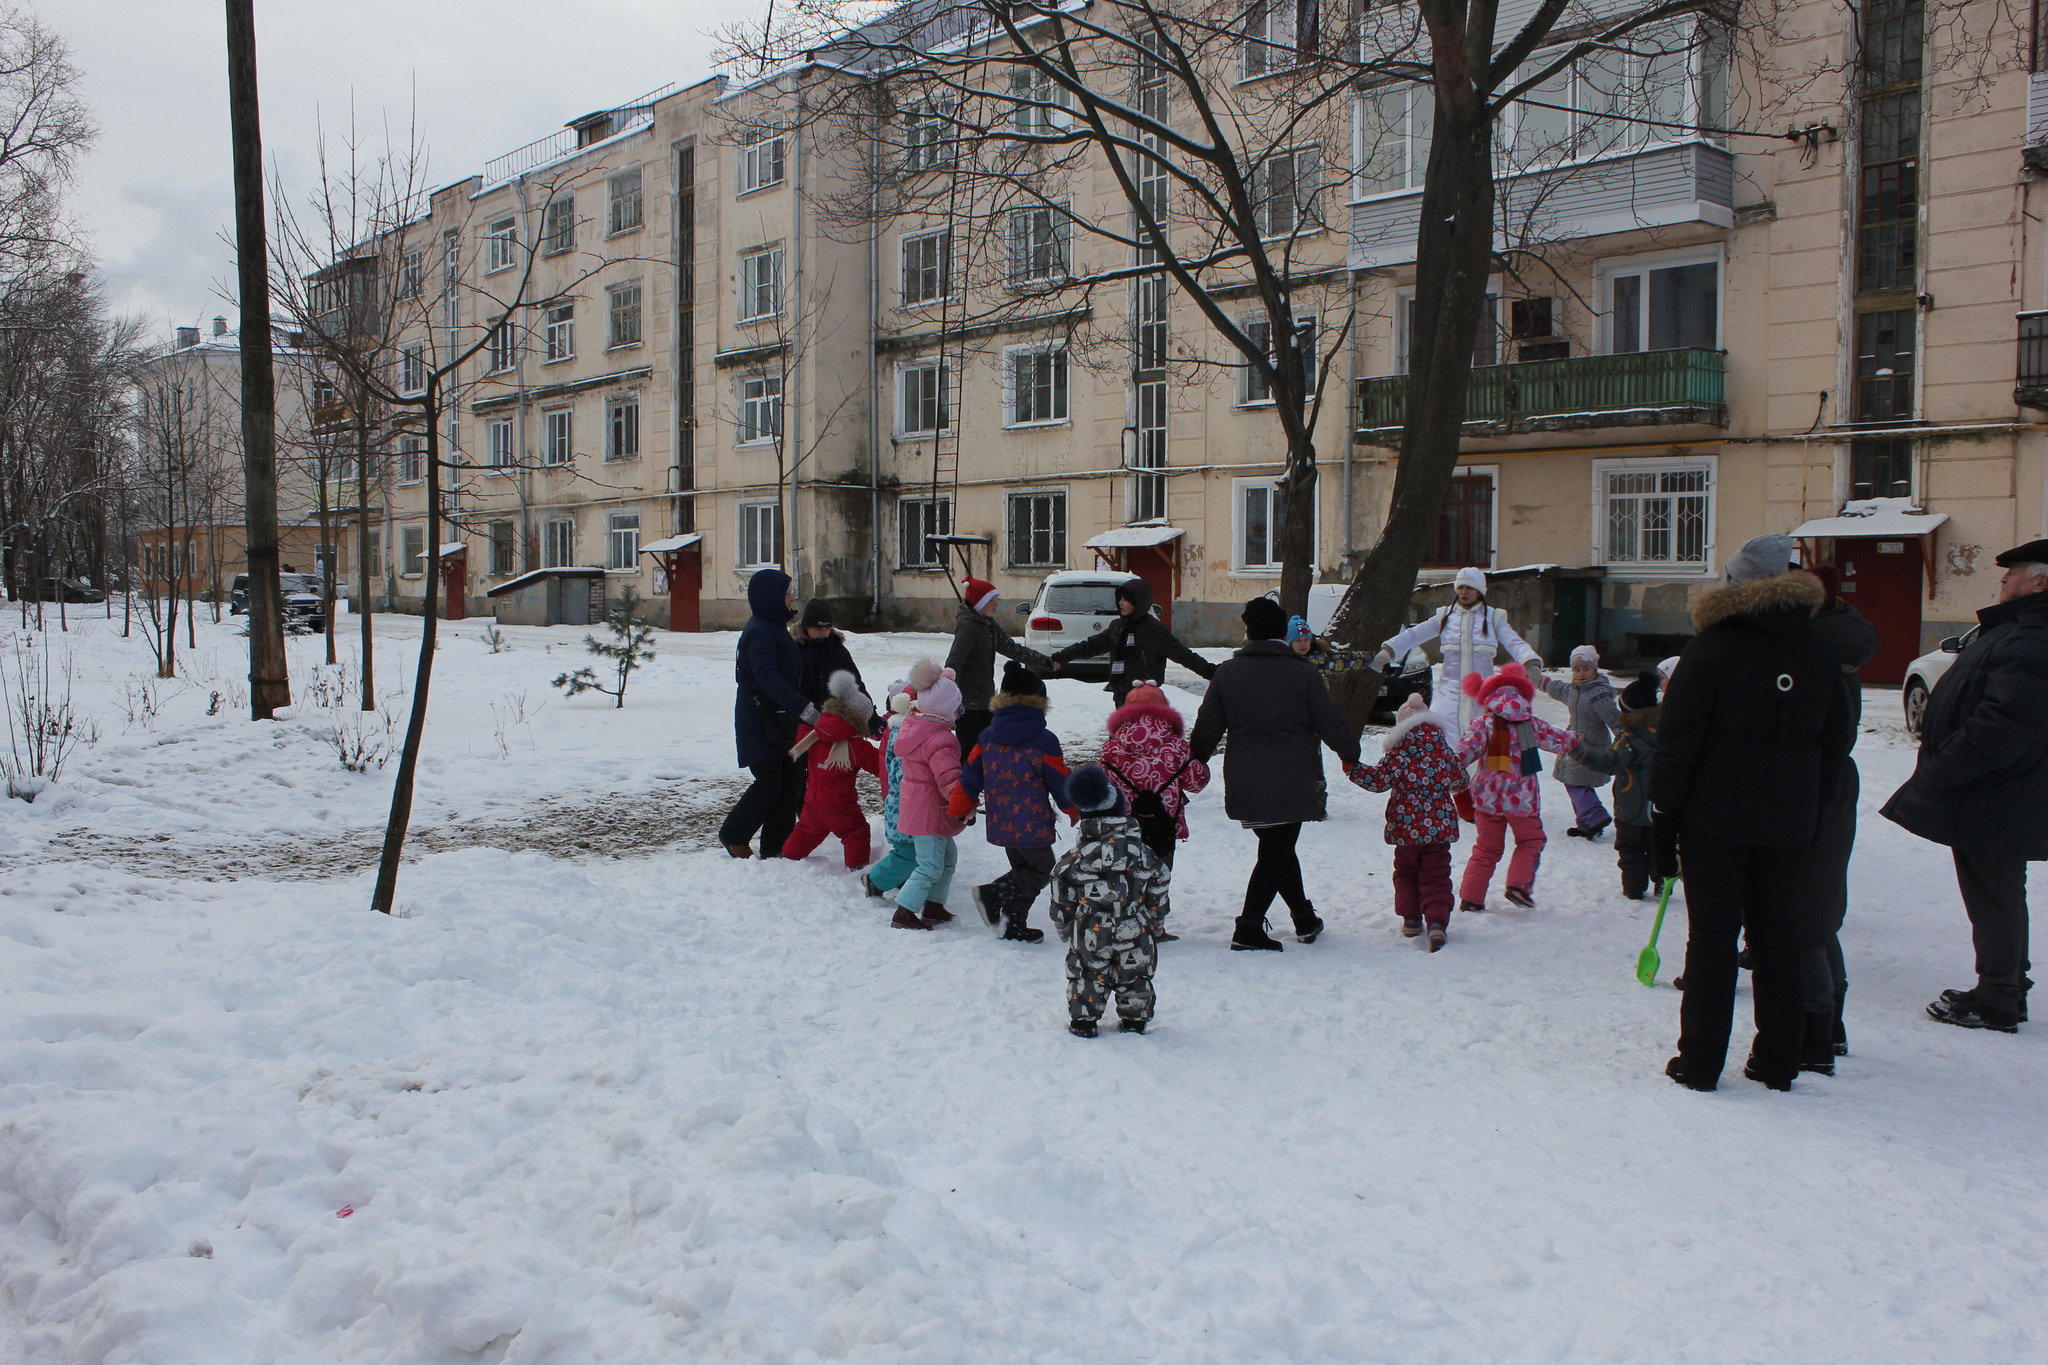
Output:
top-left (1118, 1017), bottom-right (1147, 1034)
top-left (1799, 1012), bottom-right (1837, 1076)
top-left (1001, 909), bottom-right (1044, 944)
top-left (1231, 917), bottom-right (1284, 952)
top-left (1069, 1018), bottom-right (1097, 1038)
top-left (1742, 1054), bottom-right (1794, 1091)
top-left (1293, 908), bottom-right (1325, 944)
top-left (1940, 985), bottom-right (2028, 1024)
top-left (1929, 991), bottom-right (2020, 1033)
top-left (1665, 1056), bottom-right (1717, 1091)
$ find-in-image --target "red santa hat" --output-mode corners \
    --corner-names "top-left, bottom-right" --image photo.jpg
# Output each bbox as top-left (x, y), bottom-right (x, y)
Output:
top-left (961, 577), bottom-right (999, 612)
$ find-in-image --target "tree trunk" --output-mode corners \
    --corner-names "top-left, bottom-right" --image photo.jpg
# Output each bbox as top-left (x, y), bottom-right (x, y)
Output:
top-left (356, 416), bottom-right (376, 710)
top-left (371, 389), bottom-right (440, 914)
top-left (225, 0), bottom-right (291, 718)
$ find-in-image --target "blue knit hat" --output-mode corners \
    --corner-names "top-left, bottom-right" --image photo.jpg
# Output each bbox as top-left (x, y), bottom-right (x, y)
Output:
top-left (1286, 615), bottom-right (1313, 646)
top-left (1066, 763), bottom-right (1124, 815)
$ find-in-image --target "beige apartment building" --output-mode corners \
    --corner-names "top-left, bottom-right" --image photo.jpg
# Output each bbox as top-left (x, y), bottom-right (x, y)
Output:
top-left (367, 0), bottom-right (2045, 681)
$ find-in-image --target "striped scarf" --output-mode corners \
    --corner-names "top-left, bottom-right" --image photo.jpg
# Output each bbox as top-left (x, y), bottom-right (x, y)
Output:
top-left (1482, 715), bottom-right (1541, 775)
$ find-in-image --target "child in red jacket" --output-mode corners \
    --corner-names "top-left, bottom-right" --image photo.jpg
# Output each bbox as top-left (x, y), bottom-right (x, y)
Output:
top-left (1345, 693), bottom-right (1470, 951)
top-left (783, 671), bottom-right (882, 869)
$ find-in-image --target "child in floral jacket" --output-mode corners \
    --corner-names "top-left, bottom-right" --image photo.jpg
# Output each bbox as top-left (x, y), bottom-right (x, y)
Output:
top-left (1453, 661), bottom-right (1582, 911)
top-left (953, 662), bottom-right (1072, 943)
top-left (1345, 692), bottom-right (1469, 950)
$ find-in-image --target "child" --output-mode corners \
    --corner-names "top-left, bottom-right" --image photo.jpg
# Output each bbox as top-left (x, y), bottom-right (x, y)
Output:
top-left (1049, 765), bottom-right (1170, 1038)
top-left (1453, 661), bottom-right (1582, 911)
top-left (1099, 680), bottom-right (1209, 940)
top-left (1344, 692), bottom-right (1469, 951)
top-left (861, 680), bottom-right (920, 899)
top-left (783, 671), bottom-right (881, 869)
top-left (1542, 645), bottom-right (1621, 839)
top-left (888, 663), bottom-right (968, 930)
top-left (1607, 671), bottom-right (1662, 899)
top-left (954, 662), bottom-right (1072, 943)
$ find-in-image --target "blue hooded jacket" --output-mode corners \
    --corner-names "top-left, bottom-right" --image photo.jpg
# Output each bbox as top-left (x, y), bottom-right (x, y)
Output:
top-left (959, 699), bottom-right (1071, 848)
top-left (733, 568), bottom-right (813, 767)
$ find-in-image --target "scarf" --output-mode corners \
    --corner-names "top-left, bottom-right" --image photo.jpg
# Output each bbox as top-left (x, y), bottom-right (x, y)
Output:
top-left (1482, 715), bottom-right (1541, 775)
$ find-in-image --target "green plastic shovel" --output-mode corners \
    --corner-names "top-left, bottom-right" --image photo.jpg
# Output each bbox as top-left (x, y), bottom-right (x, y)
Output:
top-left (1636, 877), bottom-right (1678, 987)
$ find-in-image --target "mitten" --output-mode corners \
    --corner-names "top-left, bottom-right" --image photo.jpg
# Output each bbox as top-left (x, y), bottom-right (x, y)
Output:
top-left (946, 786), bottom-right (977, 821)
top-left (1651, 809), bottom-right (1682, 882)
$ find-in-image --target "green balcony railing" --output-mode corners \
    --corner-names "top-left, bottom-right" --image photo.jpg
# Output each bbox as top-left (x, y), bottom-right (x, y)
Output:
top-left (1354, 347), bottom-right (1727, 441)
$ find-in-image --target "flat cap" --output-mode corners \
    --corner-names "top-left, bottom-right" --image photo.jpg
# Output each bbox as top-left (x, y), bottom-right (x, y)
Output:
top-left (1994, 539), bottom-right (2048, 567)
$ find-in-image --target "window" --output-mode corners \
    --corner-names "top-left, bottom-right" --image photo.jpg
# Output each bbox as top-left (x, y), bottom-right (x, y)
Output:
top-left (1241, 0), bottom-right (1315, 78)
top-left (367, 526), bottom-right (382, 574)
top-left (397, 436), bottom-right (424, 484)
top-left (399, 343), bottom-right (425, 394)
top-left (485, 216), bottom-right (517, 272)
top-left (1006, 490), bottom-right (1068, 568)
top-left (608, 168), bottom-right (644, 234)
top-left (1006, 346), bottom-right (1069, 425)
top-left (312, 378), bottom-right (339, 411)
top-left (607, 512), bottom-right (641, 571)
top-left (401, 525), bottom-right (426, 576)
top-left (606, 394), bottom-right (640, 461)
top-left (1007, 205), bottom-right (1071, 284)
top-left (543, 304), bottom-right (574, 362)
top-left (901, 230), bottom-right (952, 305)
top-left (1239, 316), bottom-right (1318, 404)
top-left (739, 501), bottom-right (782, 567)
top-left (398, 250), bottom-right (424, 300)
top-left (1426, 471), bottom-right (1495, 567)
top-left (898, 360), bottom-right (949, 435)
top-left (1851, 438), bottom-right (1915, 499)
top-left (542, 518), bottom-right (575, 569)
top-left (740, 125), bottom-right (785, 193)
top-left (1855, 308), bottom-right (1914, 422)
top-left (1858, 93), bottom-right (1919, 293)
top-left (542, 193), bottom-right (576, 255)
top-left (1509, 298), bottom-right (1569, 362)
top-left (488, 520), bottom-right (516, 576)
top-left (608, 282), bottom-right (643, 348)
top-left (739, 246), bottom-right (783, 321)
top-left (1251, 147), bottom-right (1321, 238)
top-left (1009, 72), bottom-right (1071, 135)
top-left (1604, 257), bottom-right (1719, 353)
top-left (1131, 378), bottom-right (1168, 521)
top-left (1359, 82), bottom-right (1433, 194)
top-left (738, 374), bottom-right (783, 443)
top-left (543, 409), bottom-right (572, 466)
top-left (487, 322), bottom-right (517, 373)
top-left (898, 496), bottom-right (952, 568)
top-left (1596, 460), bottom-right (1714, 570)
top-left (1235, 478), bottom-right (1284, 572)
top-left (903, 99), bottom-right (957, 171)
top-left (486, 419), bottom-right (514, 470)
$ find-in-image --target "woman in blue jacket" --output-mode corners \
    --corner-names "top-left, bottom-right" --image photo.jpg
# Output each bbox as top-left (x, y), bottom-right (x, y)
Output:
top-left (718, 568), bottom-right (821, 858)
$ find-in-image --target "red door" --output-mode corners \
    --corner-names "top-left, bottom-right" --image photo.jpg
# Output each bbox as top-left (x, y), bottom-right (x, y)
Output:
top-left (666, 548), bottom-right (702, 632)
top-left (441, 551), bottom-right (467, 621)
top-left (1834, 537), bottom-right (1922, 684)
top-left (1128, 545), bottom-right (1174, 627)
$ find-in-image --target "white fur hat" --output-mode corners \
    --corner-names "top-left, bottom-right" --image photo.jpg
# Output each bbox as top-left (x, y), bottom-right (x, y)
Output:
top-left (1454, 566), bottom-right (1486, 596)
top-left (1569, 644), bottom-right (1601, 668)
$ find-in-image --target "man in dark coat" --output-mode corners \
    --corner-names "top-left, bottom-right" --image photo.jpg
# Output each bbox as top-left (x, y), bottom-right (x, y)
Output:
top-left (1882, 542), bottom-right (2048, 1033)
top-left (717, 568), bottom-right (820, 859)
top-left (1049, 577), bottom-right (1217, 707)
top-left (1651, 535), bottom-right (1853, 1092)
top-left (944, 576), bottom-right (1053, 762)
top-left (1190, 596), bottom-right (1360, 951)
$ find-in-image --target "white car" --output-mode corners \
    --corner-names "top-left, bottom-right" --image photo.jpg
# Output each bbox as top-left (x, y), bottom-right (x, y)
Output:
top-left (1019, 570), bottom-right (1140, 679)
top-left (1901, 626), bottom-right (1977, 735)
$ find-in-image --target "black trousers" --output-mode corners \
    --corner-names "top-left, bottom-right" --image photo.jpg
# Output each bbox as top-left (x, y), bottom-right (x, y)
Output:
top-left (1675, 832), bottom-right (1808, 1085)
top-left (1242, 823), bottom-right (1313, 927)
top-left (956, 708), bottom-right (992, 765)
top-left (1954, 847), bottom-right (2033, 1014)
top-left (1615, 822), bottom-right (1652, 900)
top-left (987, 845), bottom-right (1057, 919)
top-left (1797, 761), bottom-right (1859, 1015)
top-left (718, 758), bottom-right (806, 857)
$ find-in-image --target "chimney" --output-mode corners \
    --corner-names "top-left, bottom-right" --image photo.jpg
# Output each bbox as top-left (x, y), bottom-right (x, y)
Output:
top-left (211, 315), bottom-right (228, 337)
top-left (175, 326), bottom-right (200, 349)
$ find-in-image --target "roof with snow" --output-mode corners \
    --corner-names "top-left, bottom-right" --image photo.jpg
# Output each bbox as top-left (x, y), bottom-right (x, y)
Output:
top-left (1791, 498), bottom-right (1949, 540)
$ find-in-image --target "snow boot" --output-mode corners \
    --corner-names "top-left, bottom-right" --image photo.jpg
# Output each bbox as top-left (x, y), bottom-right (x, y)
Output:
top-left (971, 883), bottom-right (1004, 929)
top-left (1742, 1055), bottom-right (1794, 1092)
top-left (1928, 991), bottom-right (2020, 1033)
top-left (1581, 817), bottom-right (1611, 840)
top-left (723, 842), bottom-right (754, 859)
top-left (891, 907), bottom-right (934, 930)
top-left (1799, 1012), bottom-right (1837, 1076)
top-left (1230, 916), bottom-right (1284, 952)
top-left (1504, 885), bottom-right (1535, 909)
top-left (1400, 917), bottom-right (1424, 938)
top-left (1118, 1017), bottom-right (1147, 1034)
top-left (1665, 1056), bottom-right (1717, 1092)
top-left (859, 873), bottom-right (886, 900)
top-left (1941, 985), bottom-right (2027, 1024)
top-left (921, 902), bottom-right (956, 926)
top-left (1069, 1018), bottom-right (1097, 1038)
top-left (1428, 926), bottom-right (1447, 953)
top-left (1458, 899), bottom-right (1485, 914)
top-left (1293, 909), bottom-right (1324, 944)
top-left (1001, 910), bottom-right (1044, 944)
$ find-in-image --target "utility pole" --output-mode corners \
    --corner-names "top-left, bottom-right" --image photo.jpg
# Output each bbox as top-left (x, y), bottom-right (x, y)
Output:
top-left (225, 0), bottom-right (291, 717)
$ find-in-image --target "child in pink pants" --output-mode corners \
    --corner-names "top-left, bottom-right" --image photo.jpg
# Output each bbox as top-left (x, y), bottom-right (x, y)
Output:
top-left (1453, 662), bottom-right (1581, 911)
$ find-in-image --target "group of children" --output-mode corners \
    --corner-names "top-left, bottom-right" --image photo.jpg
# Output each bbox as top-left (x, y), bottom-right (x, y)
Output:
top-left (775, 644), bottom-right (1665, 1035)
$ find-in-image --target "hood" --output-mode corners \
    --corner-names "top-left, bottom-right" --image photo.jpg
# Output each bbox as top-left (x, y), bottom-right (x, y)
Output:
top-left (1481, 688), bottom-right (1534, 723)
top-left (1075, 813), bottom-right (1141, 841)
top-left (746, 568), bottom-right (794, 624)
top-left (1382, 706), bottom-right (1454, 750)
top-left (1106, 699), bottom-right (1184, 737)
top-left (984, 700), bottom-right (1051, 744)
top-left (1616, 704), bottom-right (1661, 733)
top-left (1115, 576), bottom-right (1153, 616)
top-left (812, 705), bottom-right (863, 741)
top-left (1691, 569), bottom-right (1824, 635)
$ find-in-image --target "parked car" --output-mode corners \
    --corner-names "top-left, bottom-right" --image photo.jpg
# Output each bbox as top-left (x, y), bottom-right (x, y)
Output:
top-left (1901, 625), bottom-right (1977, 735)
top-left (1019, 570), bottom-right (1144, 681)
top-left (229, 573), bottom-right (328, 633)
top-left (36, 577), bottom-right (105, 603)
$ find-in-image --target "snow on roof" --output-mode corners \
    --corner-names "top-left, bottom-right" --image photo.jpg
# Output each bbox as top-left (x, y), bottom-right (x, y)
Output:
top-left (1085, 525), bottom-right (1185, 549)
top-left (438, 543), bottom-right (467, 557)
top-left (640, 534), bottom-right (704, 555)
top-left (485, 566), bottom-right (607, 597)
top-left (1791, 498), bottom-right (1949, 539)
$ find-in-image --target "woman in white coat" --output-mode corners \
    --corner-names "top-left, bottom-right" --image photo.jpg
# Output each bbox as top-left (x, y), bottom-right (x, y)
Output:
top-left (1377, 567), bottom-right (1542, 733)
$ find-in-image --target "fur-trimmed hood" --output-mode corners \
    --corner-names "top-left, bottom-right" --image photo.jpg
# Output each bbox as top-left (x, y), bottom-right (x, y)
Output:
top-left (1616, 703), bottom-right (1661, 733)
top-left (1692, 570), bottom-right (1824, 634)
top-left (990, 691), bottom-right (1049, 713)
top-left (1106, 699), bottom-right (1184, 737)
top-left (1381, 705), bottom-right (1454, 751)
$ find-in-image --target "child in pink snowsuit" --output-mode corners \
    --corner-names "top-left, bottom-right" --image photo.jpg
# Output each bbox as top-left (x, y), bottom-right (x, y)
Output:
top-left (1453, 662), bottom-right (1581, 911)
top-left (1345, 692), bottom-right (1469, 950)
top-left (783, 671), bottom-right (881, 869)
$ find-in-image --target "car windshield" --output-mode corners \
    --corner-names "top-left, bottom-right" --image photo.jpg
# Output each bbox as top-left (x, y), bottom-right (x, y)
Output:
top-left (280, 574), bottom-right (322, 594)
top-left (1043, 584), bottom-right (1122, 615)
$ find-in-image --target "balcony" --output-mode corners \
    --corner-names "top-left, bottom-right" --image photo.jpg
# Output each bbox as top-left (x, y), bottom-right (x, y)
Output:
top-left (1354, 348), bottom-right (1728, 445)
top-left (2017, 310), bottom-right (2048, 409)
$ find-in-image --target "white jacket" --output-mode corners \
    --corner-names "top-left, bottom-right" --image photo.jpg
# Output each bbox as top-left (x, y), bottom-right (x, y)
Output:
top-left (1385, 603), bottom-right (1540, 729)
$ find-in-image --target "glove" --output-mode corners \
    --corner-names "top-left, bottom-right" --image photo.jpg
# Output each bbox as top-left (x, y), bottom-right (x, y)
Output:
top-left (1372, 647), bottom-right (1396, 669)
top-left (800, 703), bottom-right (821, 726)
top-left (1651, 809), bottom-right (1681, 883)
top-left (946, 787), bottom-right (978, 821)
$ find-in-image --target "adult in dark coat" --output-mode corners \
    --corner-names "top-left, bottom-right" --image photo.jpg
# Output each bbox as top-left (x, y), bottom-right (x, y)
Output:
top-left (945, 576), bottom-right (1053, 762)
top-left (794, 600), bottom-right (880, 734)
top-left (1190, 596), bottom-right (1361, 951)
top-left (1049, 577), bottom-right (1217, 707)
top-left (1651, 535), bottom-right (1853, 1092)
top-left (717, 568), bottom-right (820, 859)
top-left (1793, 564), bottom-right (1879, 1072)
top-left (1882, 543), bottom-right (2048, 1033)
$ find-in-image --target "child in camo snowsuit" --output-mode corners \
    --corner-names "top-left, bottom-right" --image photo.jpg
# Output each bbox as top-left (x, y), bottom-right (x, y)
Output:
top-left (1049, 765), bottom-right (1170, 1037)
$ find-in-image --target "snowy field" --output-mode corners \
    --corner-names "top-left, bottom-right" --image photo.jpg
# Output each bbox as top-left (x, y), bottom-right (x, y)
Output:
top-left (1, 608), bottom-right (2044, 1363)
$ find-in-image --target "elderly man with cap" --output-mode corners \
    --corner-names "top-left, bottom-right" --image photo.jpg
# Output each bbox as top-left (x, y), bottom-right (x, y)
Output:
top-left (1378, 566), bottom-right (1542, 732)
top-left (1882, 540), bottom-right (2048, 1033)
top-left (944, 576), bottom-right (1054, 763)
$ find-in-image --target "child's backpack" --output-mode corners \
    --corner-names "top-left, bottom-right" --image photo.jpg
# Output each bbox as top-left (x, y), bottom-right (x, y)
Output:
top-left (1103, 757), bottom-right (1189, 848)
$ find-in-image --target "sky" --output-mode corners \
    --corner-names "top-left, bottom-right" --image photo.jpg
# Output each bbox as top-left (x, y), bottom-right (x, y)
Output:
top-left (61, 0), bottom-right (735, 335)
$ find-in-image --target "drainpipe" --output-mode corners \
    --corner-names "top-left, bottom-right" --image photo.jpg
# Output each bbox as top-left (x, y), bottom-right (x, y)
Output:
top-left (790, 77), bottom-right (807, 593)
top-left (514, 176), bottom-right (536, 567)
top-left (1342, 269), bottom-right (1359, 570)
top-left (867, 89), bottom-right (883, 624)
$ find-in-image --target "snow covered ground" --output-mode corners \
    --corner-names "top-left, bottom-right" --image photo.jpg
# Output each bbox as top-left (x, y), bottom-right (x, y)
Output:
top-left (2, 610), bottom-right (2044, 1363)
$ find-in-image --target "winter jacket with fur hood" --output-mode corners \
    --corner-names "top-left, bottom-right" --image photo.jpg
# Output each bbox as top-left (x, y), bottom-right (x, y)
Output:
top-left (1099, 697), bottom-right (1211, 839)
top-left (1649, 570), bottom-right (1853, 847)
top-left (1346, 708), bottom-right (1469, 845)
top-left (958, 694), bottom-right (1072, 847)
top-left (1541, 672), bottom-right (1620, 788)
top-left (791, 698), bottom-right (882, 828)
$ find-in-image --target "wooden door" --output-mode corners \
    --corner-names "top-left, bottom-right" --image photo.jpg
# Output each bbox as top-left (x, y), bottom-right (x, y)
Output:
top-left (440, 552), bottom-right (466, 621)
top-left (667, 548), bottom-right (702, 632)
top-left (1127, 545), bottom-right (1174, 627)
top-left (1834, 537), bottom-right (1922, 684)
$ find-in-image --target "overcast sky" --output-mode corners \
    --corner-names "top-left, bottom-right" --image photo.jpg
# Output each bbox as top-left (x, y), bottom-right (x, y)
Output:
top-left (63, 0), bottom-right (734, 335)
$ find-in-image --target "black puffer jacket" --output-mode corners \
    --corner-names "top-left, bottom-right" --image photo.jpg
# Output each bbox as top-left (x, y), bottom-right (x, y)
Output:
top-left (1049, 578), bottom-right (1216, 702)
top-left (1807, 599), bottom-right (1879, 728)
top-left (796, 629), bottom-right (867, 709)
top-left (1881, 589), bottom-right (2048, 859)
top-left (1190, 640), bottom-right (1360, 824)
top-left (1649, 571), bottom-right (1852, 847)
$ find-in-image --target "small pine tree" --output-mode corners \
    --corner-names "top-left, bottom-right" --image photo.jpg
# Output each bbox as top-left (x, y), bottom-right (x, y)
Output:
top-left (552, 588), bottom-right (658, 709)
